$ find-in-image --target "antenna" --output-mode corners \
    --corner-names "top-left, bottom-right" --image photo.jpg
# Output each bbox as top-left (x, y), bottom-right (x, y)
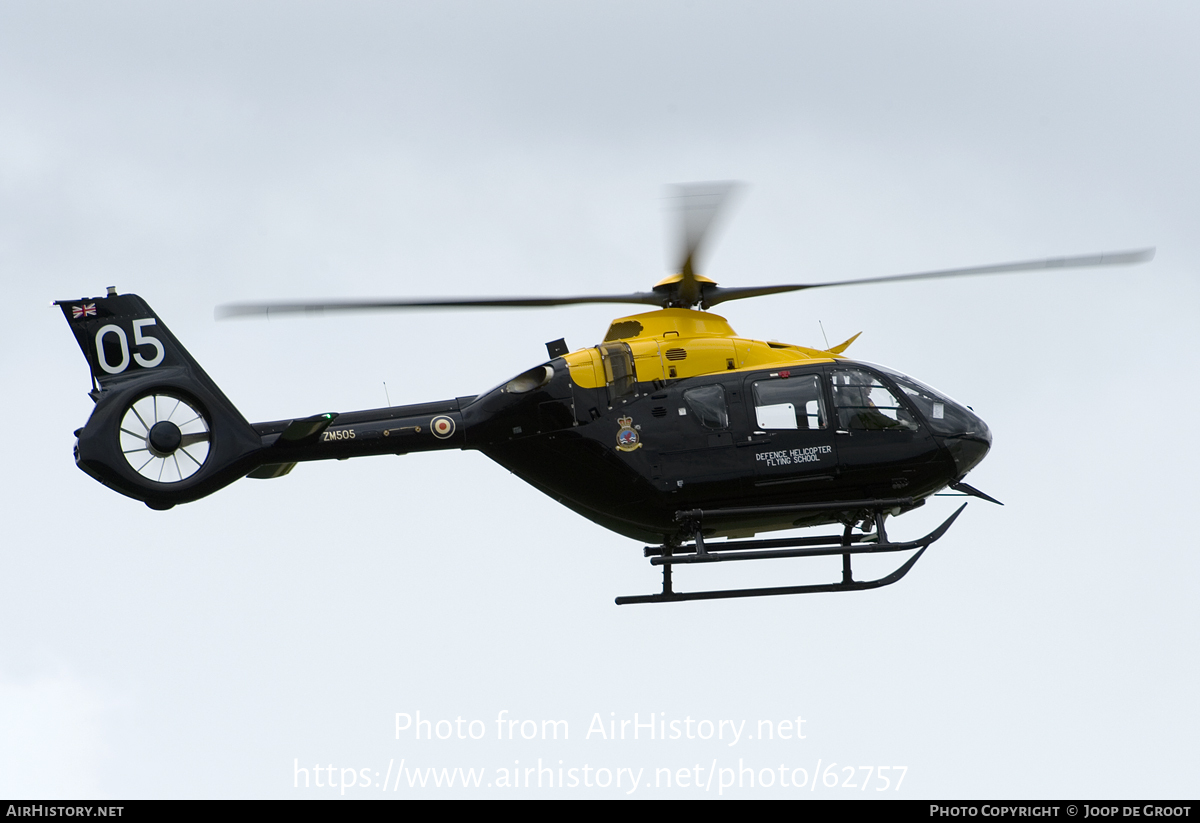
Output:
top-left (383, 382), bottom-right (392, 406)
top-left (819, 321), bottom-right (830, 350)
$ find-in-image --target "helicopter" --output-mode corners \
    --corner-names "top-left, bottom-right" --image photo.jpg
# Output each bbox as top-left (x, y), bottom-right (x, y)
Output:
top-left (55, 183), bottom-right (1154, 604)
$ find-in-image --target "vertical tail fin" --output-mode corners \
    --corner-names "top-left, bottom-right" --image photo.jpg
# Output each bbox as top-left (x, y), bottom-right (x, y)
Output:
top-left (56, 291), bottom-right (262, 508)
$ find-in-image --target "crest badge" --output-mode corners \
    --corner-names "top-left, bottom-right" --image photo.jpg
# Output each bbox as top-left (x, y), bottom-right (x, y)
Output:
top-left (615, 416), bottom-right (641, 452)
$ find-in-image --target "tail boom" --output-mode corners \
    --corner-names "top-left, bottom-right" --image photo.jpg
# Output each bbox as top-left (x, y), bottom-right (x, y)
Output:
top-left (58, 291), bottom-right (467, 509)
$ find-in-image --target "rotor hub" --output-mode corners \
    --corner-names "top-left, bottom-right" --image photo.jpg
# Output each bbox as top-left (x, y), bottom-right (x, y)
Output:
top-left (147, 420), bottom-right (183, 457)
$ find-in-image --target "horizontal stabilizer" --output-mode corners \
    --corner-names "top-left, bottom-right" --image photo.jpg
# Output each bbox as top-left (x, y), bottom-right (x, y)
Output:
top-left (247, 462), bottom-right (297, 480)
top-left (278, 413), bottom-right (338, 443)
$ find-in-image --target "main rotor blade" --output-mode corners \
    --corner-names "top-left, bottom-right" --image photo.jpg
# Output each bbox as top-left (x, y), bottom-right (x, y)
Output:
top-left (669, 182), bottom-right (741, 306)
top-left (702, 248), bottom-right (1156, 307)
top-left (673, 182), bottom-right (741, 266)
top-left (217, 292), bottom-right (665, 319)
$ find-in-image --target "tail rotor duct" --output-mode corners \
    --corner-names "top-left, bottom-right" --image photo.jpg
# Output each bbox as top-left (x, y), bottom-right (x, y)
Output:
top-left (119, 393), bottom-right (211, 483)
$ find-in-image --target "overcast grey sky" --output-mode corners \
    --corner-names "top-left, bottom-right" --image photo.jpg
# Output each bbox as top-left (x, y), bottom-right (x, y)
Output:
top-left (2, 1), bottom-right (1197, 798)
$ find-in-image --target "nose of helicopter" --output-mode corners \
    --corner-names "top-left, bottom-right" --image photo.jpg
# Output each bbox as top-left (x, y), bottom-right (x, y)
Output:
top-left (943, 408), bottom-right (992, 479)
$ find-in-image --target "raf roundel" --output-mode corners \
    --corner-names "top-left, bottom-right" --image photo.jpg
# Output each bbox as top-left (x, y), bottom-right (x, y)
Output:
top-left (431, 416), bottom-right (456, 439)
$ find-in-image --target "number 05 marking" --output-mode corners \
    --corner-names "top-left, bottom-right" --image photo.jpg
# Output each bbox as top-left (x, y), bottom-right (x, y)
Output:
top-left (95, 319), bottom-right (165, 374)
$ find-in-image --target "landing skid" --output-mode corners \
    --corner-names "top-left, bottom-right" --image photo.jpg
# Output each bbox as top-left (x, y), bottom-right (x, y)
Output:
top-left (615, 501), bottom-right (967, 605)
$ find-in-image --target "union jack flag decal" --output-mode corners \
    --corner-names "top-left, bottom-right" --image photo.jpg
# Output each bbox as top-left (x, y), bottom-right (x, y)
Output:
top-left (71, 303), bottom-right (96, 320)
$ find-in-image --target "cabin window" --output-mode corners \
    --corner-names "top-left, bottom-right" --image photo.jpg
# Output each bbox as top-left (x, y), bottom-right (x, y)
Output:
top-left (830, 369), bottom-right (918, 432)
top-left (752, 375), bottom-right (826, 430)
top-left (683, 384), bottom-right (729, 429)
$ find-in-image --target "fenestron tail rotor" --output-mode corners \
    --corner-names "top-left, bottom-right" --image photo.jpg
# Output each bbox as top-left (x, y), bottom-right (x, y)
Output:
top-left (119, 393), bottom-right (211, 483)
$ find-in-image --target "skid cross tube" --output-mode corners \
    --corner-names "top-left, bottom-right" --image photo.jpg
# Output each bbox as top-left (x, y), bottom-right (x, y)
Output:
top-left (672, 496), bottom-right (919, 522)
top-left (615, 503), bottom-right (967, 605)
top-left (649, 534), bottom-right (927, 565)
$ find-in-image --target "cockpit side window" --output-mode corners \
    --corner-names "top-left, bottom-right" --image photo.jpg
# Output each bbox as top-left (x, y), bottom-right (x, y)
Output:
top-left (683, 384), bottom-right (729, 430)
top-left (597, 342), bottom-right (635, 402)
top-left (830, 369), bottom-right (918, 432)
top-left (751, 375), bottom-right (826, 430)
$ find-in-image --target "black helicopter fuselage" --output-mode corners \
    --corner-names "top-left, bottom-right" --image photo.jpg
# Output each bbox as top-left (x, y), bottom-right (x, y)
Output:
top-left (252, 350), bottom-right (991, 544)
top-left (59, 294), bottom-right (989, 548)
